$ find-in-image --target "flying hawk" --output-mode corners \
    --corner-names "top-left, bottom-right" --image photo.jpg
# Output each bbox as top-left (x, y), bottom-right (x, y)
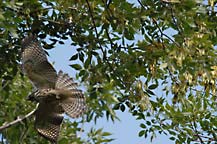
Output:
top-left (21, 34), bottom-right (86, 143)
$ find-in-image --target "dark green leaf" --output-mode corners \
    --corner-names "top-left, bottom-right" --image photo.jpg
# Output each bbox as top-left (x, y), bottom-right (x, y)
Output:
top-left (120, 104), bottom-right (125, 112)
top-left (140, 123), bottom-right (146, 129)
top-left (146, 89), bottom-right (155, 95)
top-left (70, 54), bottom-right (78, 61)
top-left (70, 64), bottom-right (82, 70)
top-left (59, 41), bottom-right (64, 44)
top-left (148, 84), bottom-right (158, 90)
top-left (38, 34), bottom-right (46, 39)
top-left (138, 130), bottom-right (145, 137)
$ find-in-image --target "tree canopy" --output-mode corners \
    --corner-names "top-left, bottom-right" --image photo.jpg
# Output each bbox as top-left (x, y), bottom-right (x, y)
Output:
top-left (1, 0), bottom-right (217, 143)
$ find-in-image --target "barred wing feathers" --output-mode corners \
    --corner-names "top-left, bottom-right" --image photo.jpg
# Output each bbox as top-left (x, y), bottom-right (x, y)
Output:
top-left (21, 34), bottom-right (57, 89)
top-left (35, 101), bottom-right (64, 143)
top-left (21, 34), bottom-right (47, 65)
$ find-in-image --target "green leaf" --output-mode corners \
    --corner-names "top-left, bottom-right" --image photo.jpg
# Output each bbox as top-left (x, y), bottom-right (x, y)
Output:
top-left (70, 54), bottom-right (78, 61)
top-left (102, 132), bottom-right (112, 136)
top-left (148, 84), bottom-right (158, 90)
top-left (113, 104), bottom-right (120, 110)
top-left (138, 130), bottom-right (145, 137)
top-left (84, 56), bottom-right (91, 68)
top-left (146, 89), bottom-right (155, 95)
top-left (70, 64), bottom-right (82, 70)
top-left (140, 123), bottom-right (146, 129)
top-left (0, 13), bottom-right (5, 20)
top-left (146, 121), bottom-right (151, 126)
top-left (79, 52), bottom-right (84, 62)
top-left (15, 2), bottom-right (23, 6)
top-left (59, 41), bottom-right (64, 44)
top-left (120, 104), bottom-right (125, 112)
top-left (38, 34), bottom-right (46, 39)
top-left (2, 1), bottom-right (217, 143)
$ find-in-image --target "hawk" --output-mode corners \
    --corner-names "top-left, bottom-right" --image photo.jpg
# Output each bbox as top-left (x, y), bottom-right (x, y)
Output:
top-left (21, 34), bottom-right (86, 143)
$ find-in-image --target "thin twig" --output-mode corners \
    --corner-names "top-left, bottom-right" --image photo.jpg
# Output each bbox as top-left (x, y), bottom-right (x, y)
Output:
top-left (170, 5), bottom-right (183, 36)
top-left (191, 87), bottom-right (217, 97)
top-left (105, 28), bottom-right (114, 48)
top-left (166, 67), bottom-right (179, 85)
top-left (137, 0), bottom-right (180, 48)
top-left (194, 134), bottom-right (216, 142)
top-left (85, 0), bottom-right (126, 87)
top-left (85, 0), bottom-right (106, 59)
top-left (190, 121), bottom-right (205, 144)
top-left (0, 108), bottom-right (36, 131)
top-left (0, 81), bottom-right (10, 92)
top-left (85, 0), bottom-right (106, 56)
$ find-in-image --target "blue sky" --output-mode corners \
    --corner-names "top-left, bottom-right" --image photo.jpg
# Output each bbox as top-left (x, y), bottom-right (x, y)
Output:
top-left (45, 1), bottom-right (179, 143)
top-left (47, 40), bottom-right (173, 144)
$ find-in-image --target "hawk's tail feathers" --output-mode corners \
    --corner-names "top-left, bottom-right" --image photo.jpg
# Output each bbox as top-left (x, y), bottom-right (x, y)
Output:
top-left (61, 90), bottom-right (87, 118)
top-left (55, 70), bottom-right (78, 90)
top-left (56, 70), bottom-right (87, 118)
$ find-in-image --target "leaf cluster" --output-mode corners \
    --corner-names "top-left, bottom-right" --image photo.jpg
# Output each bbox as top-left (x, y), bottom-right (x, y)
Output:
top-left (1, 0), bottom-right (217, 143)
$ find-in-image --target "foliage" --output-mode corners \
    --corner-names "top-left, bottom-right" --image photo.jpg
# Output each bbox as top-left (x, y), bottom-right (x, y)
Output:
top-left (1, 0), bottom-right (217, 143)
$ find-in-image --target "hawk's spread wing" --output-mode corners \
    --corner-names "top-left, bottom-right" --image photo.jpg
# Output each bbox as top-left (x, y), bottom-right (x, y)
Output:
top-left (56, 71), bottom-right (86, 118)
top-left (21, 35), bottom-right (86, 143)
top-left (32, 71), bottom-right (86, 142)
top-left (21, 35), bottom-right (57, 89)
top-left (35, 100), bottom-right (64, 143)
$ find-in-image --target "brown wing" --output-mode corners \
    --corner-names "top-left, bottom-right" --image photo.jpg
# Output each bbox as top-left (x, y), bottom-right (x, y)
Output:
top-left (35, 100), bottom-right (64, 143)
top-left (21, 34), bottom-right (57, 89)
top-left (56, 71), bottom-right (86, 118)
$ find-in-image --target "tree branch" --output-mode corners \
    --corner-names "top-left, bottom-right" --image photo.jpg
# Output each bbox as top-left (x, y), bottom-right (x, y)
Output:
top-left (85, 0), bottom-right (126, 88)
top-left (0, 108), bottom-right (36, 131)
top-left (190, 121), bottom-right (205, 144)
top-left (0, 81), bottom-right (10, 92)
top-left (85, 0), bottom-right (105, 54)
top-left (170, 5), bottom-right (183, 36)
top-left (137, 0), bottom-right (180, 48)
top-left (193, 134), bottom-right (216, 142)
